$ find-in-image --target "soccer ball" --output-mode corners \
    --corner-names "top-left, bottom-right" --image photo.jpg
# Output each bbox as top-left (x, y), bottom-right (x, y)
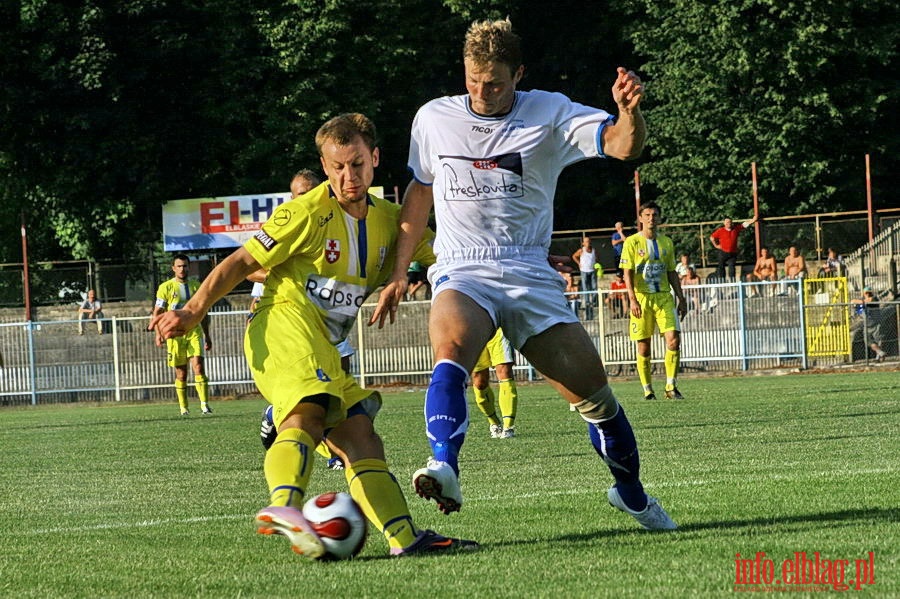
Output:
top-left (302, 492), bottom-right (368, 560)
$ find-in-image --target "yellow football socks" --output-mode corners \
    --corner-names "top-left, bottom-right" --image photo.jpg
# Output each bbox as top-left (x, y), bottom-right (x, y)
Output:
top-left (174, 379), bottom-right (188, 412)
top-left (345, 459), bottom-right (416, 550)
top-left (637, 354), bottom-right (652, 394)
top-left (195, 374), bottom-right (209, 404)
top-left (474, 386), bottom-right (501, 427)
top-left (664, 349), bottom-right (680, 390)
top-left (498, 378), bottom-right (518, 429)
top-left (315, 443), bottom-right (333, 459)
top-left (265, 428), bottom-right (315, 509)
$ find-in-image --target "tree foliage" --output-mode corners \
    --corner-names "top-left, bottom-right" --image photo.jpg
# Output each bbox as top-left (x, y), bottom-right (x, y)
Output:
top-left (625, 0), bottom-right (899, 222)
top-left (0, 0), bottom-right (896, 267)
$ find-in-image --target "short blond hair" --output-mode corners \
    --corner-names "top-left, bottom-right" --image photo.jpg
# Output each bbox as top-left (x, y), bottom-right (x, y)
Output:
top-left (315, 113), bottom-right (377, 155)
top-left (291, 168), bottom-right (321, 189)
top-left (463, 18), bottom-right (521, 72)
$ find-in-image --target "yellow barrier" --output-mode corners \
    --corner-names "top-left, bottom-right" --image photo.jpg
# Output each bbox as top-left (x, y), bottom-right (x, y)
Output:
top-left (804, 277), bottom-right (851, 357)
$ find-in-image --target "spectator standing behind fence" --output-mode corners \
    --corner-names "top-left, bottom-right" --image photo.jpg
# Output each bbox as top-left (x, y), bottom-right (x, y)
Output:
top-left (572, 236), bottom-right (600, 319)
top-left (682, 266), bottom-right (702, 311)
top-left (606, 269), bottom-right (628, 318)
top-left (611, 221), bottom-right (626, 264)
top-left (151, 254), bottom-right (212, 416)
top-left (779, 246), bottom-right (807, 295)
top-left (746, 247), bottom-right (777, 297)
top-left (709, 216), bottom-right (757, 281)
top-left (561, 271), bottom-right (580, 315)
top-left (674, 253), bottom-right (692, 281)
top-left (77, 289), bottom-right (104, 335)
top-left (851, 287), bottom-right (887, 362)
top-left (820, 248), bottom-right (843, 277)
top-left (620, 201), bottom-right (688, 400)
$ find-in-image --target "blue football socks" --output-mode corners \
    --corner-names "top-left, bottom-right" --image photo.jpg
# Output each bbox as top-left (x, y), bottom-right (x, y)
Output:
top-left (424, 360), bottom-right (469, 474)
top-left (587, 405), bottom-right (648, 512)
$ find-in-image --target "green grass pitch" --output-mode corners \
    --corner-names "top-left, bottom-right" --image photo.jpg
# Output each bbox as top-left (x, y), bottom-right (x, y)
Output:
top-left (1, 372), bottom-right (897, 598)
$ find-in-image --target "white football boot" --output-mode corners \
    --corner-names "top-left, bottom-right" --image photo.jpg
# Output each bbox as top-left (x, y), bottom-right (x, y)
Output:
top-left (255, 506), bottom-right (325, 558)
top-left (607, 486), bottom-right (677, 530)
top-left (413, 458), bottom-right (463, 514)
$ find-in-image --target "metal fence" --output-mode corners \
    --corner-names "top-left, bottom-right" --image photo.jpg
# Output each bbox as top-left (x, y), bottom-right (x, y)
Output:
top-left (842, 219), bottom-right (900, 294)
top-left (1, 279), bottom-right (895, 407)
top-left (5, 209), bottom-right (900, 309)
top-left (550, 209), bottom-right (900, 274)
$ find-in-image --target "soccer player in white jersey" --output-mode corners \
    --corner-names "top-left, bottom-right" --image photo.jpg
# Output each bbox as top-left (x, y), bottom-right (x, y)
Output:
top-left (372, 18), bottom-right (677, 530)
top-left (152, 113), bottom-right (476, 558)
top-left (619, 201), bottom-right (687, 400)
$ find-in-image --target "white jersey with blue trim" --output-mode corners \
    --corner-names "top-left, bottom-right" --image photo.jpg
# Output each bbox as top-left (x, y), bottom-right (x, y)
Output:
top-left (408, 89), bottom-right (613, 259)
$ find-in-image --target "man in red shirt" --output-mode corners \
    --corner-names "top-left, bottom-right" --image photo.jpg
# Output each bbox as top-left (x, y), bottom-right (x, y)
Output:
top-left (607, 269), bottom-right (628, 318)
top-left (709, 216), bottom-right (757, 281)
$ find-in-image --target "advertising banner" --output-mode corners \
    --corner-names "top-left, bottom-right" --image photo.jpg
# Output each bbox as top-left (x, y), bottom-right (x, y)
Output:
top-left (163, 187), bottom-right (384, 251)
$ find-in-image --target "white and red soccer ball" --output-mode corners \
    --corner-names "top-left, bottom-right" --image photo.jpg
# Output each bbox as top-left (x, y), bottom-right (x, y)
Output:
top-left (302, 492), bottom-right (368, 560)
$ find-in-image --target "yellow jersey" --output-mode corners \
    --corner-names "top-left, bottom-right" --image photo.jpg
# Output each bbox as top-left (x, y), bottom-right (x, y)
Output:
top-left (244, 182), bottom-right (435, 344)
top-left (155, 277), bottom-right (204, 339)
top-left (618, 232), bottom-right (677, 295)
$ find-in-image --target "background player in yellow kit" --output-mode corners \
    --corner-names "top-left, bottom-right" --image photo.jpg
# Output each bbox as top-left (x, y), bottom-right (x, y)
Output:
top-left (151, 254), bottom-right (212, 415)
top-left (619, 200), bottom-right (687, 400)
top-left (471, 328), bottom-right (518, 438)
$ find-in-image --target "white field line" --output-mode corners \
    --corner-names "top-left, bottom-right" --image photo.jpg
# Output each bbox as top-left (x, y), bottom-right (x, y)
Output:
top-left (19, 466), bottom-right (896, 536)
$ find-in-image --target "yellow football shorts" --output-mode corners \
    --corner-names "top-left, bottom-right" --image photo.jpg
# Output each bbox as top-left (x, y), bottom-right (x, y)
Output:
top-left (474, 328), bottom-right (515, 372)
top-left (166, 326), bottom-right (205, 367)
top-left (629, 291), bottom-right (680, 340)
top-left (245, 302), bottom-right (376, 430)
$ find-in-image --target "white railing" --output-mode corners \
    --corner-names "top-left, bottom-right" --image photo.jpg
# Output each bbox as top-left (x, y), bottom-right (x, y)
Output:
top-left (1, 283), bottom-right (896, 406)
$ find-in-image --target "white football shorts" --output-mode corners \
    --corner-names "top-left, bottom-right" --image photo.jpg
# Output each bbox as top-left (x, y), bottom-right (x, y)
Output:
top-left (428, 247), bottom-right (578, 350)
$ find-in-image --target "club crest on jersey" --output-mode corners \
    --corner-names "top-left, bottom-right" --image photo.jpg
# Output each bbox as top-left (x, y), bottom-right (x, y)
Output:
top-left (377, 246), bottom-right (387, 272)
top-left (325, 239), bottom-right (340, 263)
top-left (638, 249), bottom-right (646, 257)
top-left (316, 368), bottom-right (332, 382)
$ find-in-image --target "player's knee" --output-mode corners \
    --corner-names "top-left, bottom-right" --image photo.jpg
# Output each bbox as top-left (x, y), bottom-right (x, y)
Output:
top-left (359, 391), bottom-right (382, 421)
top-left (573, 385), bottom-right (619, 423)
top-left (332, 414), bottom-right (384, 461)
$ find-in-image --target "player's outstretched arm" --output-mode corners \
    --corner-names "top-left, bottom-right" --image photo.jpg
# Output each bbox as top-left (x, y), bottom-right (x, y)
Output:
top-left (370, 180), bottom-right (433, 328)
top-left (150, 247), bottom-right (261, 340)
top-left (602, 67), bottom-right (646, 161)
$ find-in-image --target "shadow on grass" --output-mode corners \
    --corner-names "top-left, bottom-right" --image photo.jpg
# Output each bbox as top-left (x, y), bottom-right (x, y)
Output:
top-left (641, 407), bottom-right (900, 432)
top-left (523, 507), bottom-right (900, 546)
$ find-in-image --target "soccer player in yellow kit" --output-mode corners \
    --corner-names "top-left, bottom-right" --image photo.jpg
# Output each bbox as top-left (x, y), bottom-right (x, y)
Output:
top-left (619, 200), bottom-right (687, 400)
top-left (471, 328), bottom-right (518, 438)
top-left (151, 113), bottom-right (476, 558)
top-left (151, 254), bottom-right (212, 415)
